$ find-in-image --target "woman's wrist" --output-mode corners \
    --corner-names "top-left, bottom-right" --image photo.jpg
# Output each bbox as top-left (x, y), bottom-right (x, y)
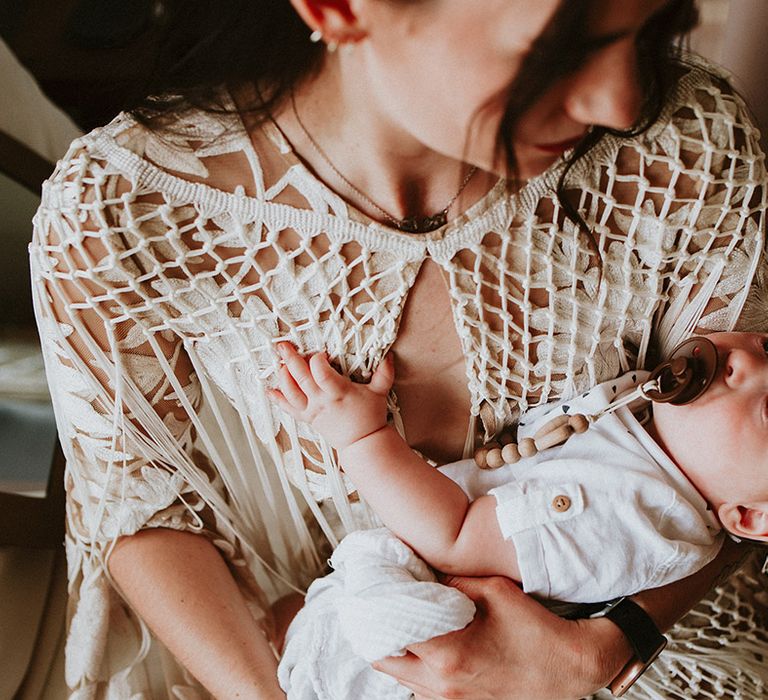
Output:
top-left (574, 616), bottom-right (634, 690)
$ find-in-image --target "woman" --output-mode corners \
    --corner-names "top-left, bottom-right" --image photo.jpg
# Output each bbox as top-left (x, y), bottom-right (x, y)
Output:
top-left (30, 0), bottom-right (768, 698)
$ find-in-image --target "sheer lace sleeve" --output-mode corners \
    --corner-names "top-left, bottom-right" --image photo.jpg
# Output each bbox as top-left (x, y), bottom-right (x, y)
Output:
top-left (30, 140), bottom-right (250, 694)
top-left (32, 144), bottom-right (205, 552)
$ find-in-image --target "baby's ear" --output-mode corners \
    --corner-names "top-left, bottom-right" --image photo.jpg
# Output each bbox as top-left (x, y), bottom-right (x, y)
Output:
top-left (718, 502), bottom-right (768, 543)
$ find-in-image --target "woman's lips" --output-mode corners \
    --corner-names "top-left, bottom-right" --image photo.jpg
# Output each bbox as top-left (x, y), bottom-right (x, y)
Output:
top-left (533, 135), bottom-right (585, 154)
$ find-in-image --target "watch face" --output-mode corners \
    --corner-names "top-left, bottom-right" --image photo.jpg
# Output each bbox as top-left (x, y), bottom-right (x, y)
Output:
top-left (610, 641), bottom-right (667, 697)
top-left (611, 658), bottom-right (647, 697)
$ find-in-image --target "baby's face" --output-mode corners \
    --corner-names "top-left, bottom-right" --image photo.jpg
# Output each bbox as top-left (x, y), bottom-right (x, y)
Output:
top-left (651, 332), bottom-right (768, 508)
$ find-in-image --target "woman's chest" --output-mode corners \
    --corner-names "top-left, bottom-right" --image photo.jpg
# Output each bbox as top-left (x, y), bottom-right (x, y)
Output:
top-left (140, 218), bottom-right (664, 446)
top-left (389, 260), bottom-right (472, 465)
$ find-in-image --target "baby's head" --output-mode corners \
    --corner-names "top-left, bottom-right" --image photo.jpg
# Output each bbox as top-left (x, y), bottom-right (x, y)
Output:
top-left (651, 331), bottom-right (768, 543)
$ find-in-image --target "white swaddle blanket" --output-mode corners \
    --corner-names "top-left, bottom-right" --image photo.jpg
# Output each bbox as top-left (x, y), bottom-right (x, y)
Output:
top-left (277, 528), bottom-right (476, 700)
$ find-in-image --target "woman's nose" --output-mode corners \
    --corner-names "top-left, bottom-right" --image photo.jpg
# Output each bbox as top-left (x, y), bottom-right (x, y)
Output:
top-left (564, 37), bottom-right (643, 131)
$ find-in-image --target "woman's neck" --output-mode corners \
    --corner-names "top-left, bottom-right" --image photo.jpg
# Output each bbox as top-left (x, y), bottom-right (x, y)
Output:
top-left (275, 54), bottom-right (496, 224)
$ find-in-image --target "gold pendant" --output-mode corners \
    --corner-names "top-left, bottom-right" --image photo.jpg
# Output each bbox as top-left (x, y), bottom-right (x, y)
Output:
top-left (397, 211), bottom-right (448, 233)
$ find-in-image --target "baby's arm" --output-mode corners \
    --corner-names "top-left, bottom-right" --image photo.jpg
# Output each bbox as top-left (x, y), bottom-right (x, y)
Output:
top-left (267, 343), bottom-right (521, 581)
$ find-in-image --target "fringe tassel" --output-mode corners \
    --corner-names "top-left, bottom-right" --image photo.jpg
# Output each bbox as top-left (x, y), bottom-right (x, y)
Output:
top-left (656, 261), bottom-right (724, 357)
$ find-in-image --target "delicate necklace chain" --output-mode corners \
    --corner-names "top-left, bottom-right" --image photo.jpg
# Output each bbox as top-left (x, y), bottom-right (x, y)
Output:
top-left (291, 92), bottom-right (477, 233)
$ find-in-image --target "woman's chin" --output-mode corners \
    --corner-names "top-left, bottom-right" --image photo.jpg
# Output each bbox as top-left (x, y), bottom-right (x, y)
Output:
top-left (516, 151), bottom-right (565, 180)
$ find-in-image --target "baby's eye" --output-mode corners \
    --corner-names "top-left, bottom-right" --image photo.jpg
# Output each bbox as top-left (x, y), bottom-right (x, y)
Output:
top-left (763, 338), bottom-right (768, 356)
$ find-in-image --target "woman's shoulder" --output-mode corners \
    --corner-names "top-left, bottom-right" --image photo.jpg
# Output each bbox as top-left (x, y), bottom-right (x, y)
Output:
top-left (33, 100), bottom-right (256, 272)
top-left (572, 56), bottom-right (765, 217)
top-left (641, 55), bottom-right (762, 163)
top-left (49, 97), bottom-right (253, 189)
top-left (39, 89), bottom-right (320, 230)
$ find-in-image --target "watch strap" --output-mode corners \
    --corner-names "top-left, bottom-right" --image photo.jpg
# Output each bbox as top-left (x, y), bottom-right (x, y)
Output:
top-left (598, 598), bottom-right (666, 663)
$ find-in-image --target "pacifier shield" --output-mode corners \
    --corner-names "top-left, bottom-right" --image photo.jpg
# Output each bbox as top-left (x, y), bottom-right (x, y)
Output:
top-left (646, 336), bottom-right (718, 405)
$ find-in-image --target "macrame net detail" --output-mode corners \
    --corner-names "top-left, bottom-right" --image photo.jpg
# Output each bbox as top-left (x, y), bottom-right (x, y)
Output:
top-left (30, 62), bottom-right (768, 698)
top-left (593, 552), bottom-right (768, 700)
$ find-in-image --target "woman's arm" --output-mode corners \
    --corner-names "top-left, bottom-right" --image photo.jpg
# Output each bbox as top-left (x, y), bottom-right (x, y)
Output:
top-left (630, 536), bottom-right (746, 631)
top-left (374, 538), bottom-right (748, 700)
top-left (109, 528), bottom-right (285, 700)
top-left (32, 156), bottom-right (291, 696)
top-left (375, 573), bottom-right (630, 700)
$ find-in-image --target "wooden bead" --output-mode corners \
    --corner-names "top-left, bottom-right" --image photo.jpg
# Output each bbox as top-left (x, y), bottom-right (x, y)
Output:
top-left (478, 414), bottom-right (591, 467)
top-left (533, 414), bottom-right (570, 441)
top-left (518, 437), bottom-right (537, 458)
top-left (501, 443), bottom-right (521, 464)
top-left (568, 414), bottom-right (589, 434)
top-left (534, 424), bottom-right (573, 451)
top-left (475, 442), bottom-right (502, 469)
top-left (486, 448), bottom-right (505, 469)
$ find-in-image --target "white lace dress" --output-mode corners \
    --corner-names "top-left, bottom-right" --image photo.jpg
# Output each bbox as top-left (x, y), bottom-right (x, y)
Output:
top-left (30, 59), bottom-right (768, 699)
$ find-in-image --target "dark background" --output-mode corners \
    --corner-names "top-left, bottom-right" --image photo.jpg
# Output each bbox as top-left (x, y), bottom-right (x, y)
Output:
top-left (1, 0), bottom-right (167, 131)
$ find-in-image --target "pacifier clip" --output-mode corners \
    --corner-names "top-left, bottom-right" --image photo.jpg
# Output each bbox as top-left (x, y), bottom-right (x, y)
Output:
top-left (475, 336), bottom-right (719, 469)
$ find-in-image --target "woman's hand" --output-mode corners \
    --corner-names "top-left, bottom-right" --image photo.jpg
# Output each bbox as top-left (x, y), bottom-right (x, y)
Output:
top-left (271, 592), bottom-right (305, 655)
top-left (373, 575), bottom-right (632, 700)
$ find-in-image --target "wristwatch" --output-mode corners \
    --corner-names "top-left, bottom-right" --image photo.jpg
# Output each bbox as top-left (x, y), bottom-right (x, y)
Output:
top-left (586, 597), bottom-right (668, 697)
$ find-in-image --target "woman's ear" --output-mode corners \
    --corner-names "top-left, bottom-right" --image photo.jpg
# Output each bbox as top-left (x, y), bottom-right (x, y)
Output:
top-left (289, 0), bottom-right (367, 45)
top-left (718, 502), bottom-right (768, 543)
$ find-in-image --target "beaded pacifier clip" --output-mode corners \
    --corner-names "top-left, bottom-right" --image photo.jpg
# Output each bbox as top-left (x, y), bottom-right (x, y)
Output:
top-left (475, 336), bottom-right (719, 469)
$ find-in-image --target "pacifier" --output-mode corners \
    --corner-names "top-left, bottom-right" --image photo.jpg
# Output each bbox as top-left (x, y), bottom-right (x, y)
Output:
top-left (643, 336), bottom-right (719, 405)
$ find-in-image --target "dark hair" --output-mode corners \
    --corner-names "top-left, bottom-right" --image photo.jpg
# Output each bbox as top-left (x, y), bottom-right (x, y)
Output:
top-left (559, 1), bottom-right (699, 254)
top-left (125, 1), bottom-right (322, 123)
top-left (493, 0), bottom-right (699, 259)
top-left (127, 0), bottom-right (698, 232)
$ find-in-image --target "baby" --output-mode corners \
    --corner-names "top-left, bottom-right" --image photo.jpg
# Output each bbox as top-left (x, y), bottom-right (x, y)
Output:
top-left (269, 331), bottom-right (768, 699)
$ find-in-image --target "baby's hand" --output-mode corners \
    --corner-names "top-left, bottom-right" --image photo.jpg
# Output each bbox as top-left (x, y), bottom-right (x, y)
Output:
top-left (267, 343), bottom-right (395, 450)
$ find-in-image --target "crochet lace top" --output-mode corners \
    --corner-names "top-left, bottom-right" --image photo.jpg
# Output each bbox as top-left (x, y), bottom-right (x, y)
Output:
top-left (30, 61), bottom-right (766, 697)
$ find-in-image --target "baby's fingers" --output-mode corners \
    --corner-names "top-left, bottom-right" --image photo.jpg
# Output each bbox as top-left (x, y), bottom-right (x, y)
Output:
top-left (277, 342), bottom-right (320, 399)
top-left (309, 352), bottom-right (347, 398)
top-left (274, 364), bottom-right (308, 411)
top-left (369, 353), bottom-right (395, 396)
top-left (266, 387), bottom-right (301, 417)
